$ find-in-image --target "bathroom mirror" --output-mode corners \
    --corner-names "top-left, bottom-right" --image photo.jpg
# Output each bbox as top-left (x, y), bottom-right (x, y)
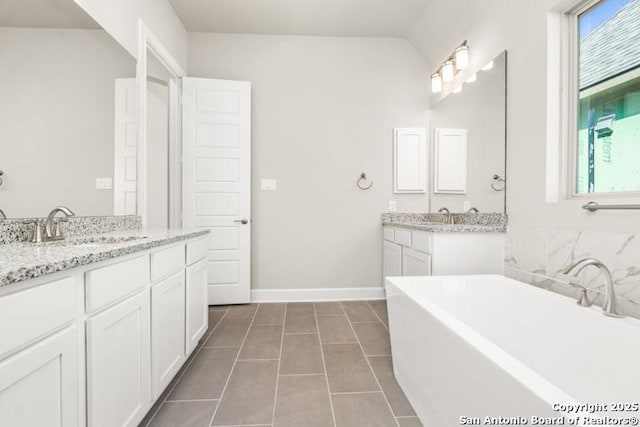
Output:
top-left (429, 51), bottom-right (507, 213)
top-left (0, 0), bottom-right (137, 219)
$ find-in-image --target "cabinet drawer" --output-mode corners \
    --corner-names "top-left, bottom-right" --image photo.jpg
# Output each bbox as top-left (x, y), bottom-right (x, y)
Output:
top-left (186, 237), bottom-right (208, 266)
top-left (86, 256), bottom-right (149, 313)
top-left (151, 244), bottom-right (185, 282)
top-left (412, 231), bottom-right (432, 254)
top-left (383, 227), bottom-right (395, 242)
top-left (394, 228), bottom-right (412, 247)
top-left (402, 248), bottom-right (432, 276)
top-left (0, 277), bottom-right (76, 358)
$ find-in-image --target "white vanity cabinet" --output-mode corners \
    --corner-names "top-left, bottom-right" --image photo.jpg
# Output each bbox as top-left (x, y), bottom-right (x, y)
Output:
top-left (0, 234), bottom-right (209, 427)
top-left (382, 225), bottom-right (504, 280)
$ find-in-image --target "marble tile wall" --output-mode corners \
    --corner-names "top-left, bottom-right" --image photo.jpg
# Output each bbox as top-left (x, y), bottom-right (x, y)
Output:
top-left (505, 226), bottom-right (640, 319)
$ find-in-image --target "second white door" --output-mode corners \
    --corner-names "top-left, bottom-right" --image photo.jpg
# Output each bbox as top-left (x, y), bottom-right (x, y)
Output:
top-left (182, 77), bottom-right (251, 305)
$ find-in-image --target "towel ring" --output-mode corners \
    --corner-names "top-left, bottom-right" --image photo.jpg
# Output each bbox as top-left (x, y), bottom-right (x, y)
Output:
top-left (491, 174), bottom-right (506, 192)
top-left (356, 172), bottom-right (373, 190)
top-left (0, 170), bottom-right (3, 187)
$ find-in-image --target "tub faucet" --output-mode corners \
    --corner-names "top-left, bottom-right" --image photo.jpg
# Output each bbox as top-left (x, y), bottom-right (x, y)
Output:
top-left (45, 206), bottom-right (75, 241)
top-left (562, 258), bottom-right (623, 317)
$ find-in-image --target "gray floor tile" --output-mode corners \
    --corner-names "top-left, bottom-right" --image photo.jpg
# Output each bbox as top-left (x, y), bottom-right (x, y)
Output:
top-left (284, 309), bottom-right (317, 333)
top-left (212, 360), bottom-right (278, 426)
top-left (225, 303), bottom-right (259, 320)
top-left (369, 356), bottom-right (416, 417)
top-left (168, 348), bottom-right (238, 400)
top-left (314, 301), bottom-right (345, 315)
top-left (397, 416), bottom-right (423, 427)
top-left (147, 400), bottom-right (218, 427)
top-left (367, 300), bottom-right (387, 309)
top-left (274, 375), bottom-right (333, 427)
top-left (239, 324), bottom-right (283, 360)
top-left (373, 306), bottom-right (389, 328)
top-left (332, 392), bottom-right (397, 427)
top-left (208, 308), bottom-right (227, 332)
top-left (342, 301), bottom-right (379, 322)
top-left (352, 322), bottom-right (391, 355)
top-left (280, 334), bottom-right (324, 375)
top-left (287, 302), bottom-right (314, 310)
top-left (317, 315), bottom-right (357, 344)
top-left (254, 303), bottom-right (286, 325)
top-left (205, 315), bottom-right (252, 347)
top-left (323, 343), bottom-right (379, 393)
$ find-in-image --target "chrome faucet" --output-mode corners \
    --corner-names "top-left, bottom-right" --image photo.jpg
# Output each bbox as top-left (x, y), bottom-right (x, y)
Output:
top-left (0, 208), bottom-right (6, 220)
top-left (467, 207), bottom-right (479, 213)
top-left (562, 258), bottom-right (623, 317)
top-left (44, 206), bottom-right (75, 241)
top-left (437, 207), bottom-right (455, 224)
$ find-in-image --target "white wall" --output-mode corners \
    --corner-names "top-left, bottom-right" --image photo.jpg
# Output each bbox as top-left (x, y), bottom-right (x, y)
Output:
top-left (188, 33), bottom-right (430, 290)
top-left (409, 0), bottom-right (640, 317)
top-left (0, 28), bottom-right (135, 218)
top-left (74, 0), bottom-right (188, 70)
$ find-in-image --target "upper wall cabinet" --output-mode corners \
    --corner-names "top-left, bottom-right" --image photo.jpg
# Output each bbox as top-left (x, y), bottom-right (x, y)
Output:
top-left (393, 128), bottom-right (427, 194)
top-left (434, 128), bottom-right (468, 194)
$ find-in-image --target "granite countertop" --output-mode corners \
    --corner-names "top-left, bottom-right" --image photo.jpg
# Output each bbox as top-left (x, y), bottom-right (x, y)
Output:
top-left (0, 229), bottom-right (209, 287)
top-left (382, 212), bottom-right (507, 233)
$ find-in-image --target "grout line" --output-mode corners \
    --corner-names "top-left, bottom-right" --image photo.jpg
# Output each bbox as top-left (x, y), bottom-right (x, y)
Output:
top-left (366, 300), bottom-right (389, 332)
top-left (144, 306), bottom-right (230, 427)
top-left (315, 313), bottom-right (347, 317)
top-left (208, 305), bottom-right (260, 427)
top-left (270, 302), bottom-right (287, 426)
top-left (350, 320), bottom-right (384, 324)
top-left (236, 358), bottom-right (280, 362)
top-left (278, 373), bottom-right (326, 377)
top-left (330, 390), bottom-right (386, 396)
top-left (365, 353), bottom-right (392, 357)
top-left (396, 415), bottom-right (420, 419)
top-left (164, 398), bottom-right (219, 403)
top-left (282, 331), bottom-right (317, 335)
top-left (314, 302), bottom-right (338, 427)
top-left (342, 301), bottom-right (400, 427)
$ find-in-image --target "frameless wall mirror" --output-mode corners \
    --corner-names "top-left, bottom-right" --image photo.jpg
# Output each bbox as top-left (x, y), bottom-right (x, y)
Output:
top-left (429, 50), bottom-right (507, 213)
top-left (0, 0), bottom-right (136, 219)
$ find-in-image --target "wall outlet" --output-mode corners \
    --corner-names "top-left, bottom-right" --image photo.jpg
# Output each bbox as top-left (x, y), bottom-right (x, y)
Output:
top-left (96, 178), bottom-right (113, 190)
top-left (389, 200), bottom-right (397, 212)
top-left (261, 179), bottom-right (277, 191)
top-left (463, 201), bottom-right (471, 212)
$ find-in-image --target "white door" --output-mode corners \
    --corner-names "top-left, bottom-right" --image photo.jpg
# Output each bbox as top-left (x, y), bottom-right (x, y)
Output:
top-left (182, 78), bottom-right (251, 305)
top-left (186, 259), bottom-right (208, 353)
top-left (151, 271), bottom-right (185, 399)
top-left (0, 327), bottom-right (78, 427)
top-left (383, 241), bottom-right (402, 279)
top-left (86, 289), bottom-right (151, 427)
top-left (113, 78), bottom-right (138, 215)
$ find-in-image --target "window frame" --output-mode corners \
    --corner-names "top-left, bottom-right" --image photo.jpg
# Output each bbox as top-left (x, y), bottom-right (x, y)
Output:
top-left (547, 0), bottom-right (640, 203)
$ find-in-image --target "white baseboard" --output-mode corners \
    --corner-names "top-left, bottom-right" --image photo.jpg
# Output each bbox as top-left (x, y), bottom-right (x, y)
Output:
top-left (251, 286), bottom-right (386, 303)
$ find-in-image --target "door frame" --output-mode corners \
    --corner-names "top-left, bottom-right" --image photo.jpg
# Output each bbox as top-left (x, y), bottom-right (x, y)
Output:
top-left (136, 20), bottom-right (186, 228)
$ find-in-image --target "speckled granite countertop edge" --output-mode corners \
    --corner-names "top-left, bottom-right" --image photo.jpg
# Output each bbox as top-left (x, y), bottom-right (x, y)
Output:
top-left (382, 221), bottom-right (507, 233)
top-left (0, 229), bottom-right (209, 288)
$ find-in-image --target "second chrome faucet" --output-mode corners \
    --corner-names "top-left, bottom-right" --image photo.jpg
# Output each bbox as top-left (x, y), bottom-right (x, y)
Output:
top-left (27, 206), bottom-right (76, 243)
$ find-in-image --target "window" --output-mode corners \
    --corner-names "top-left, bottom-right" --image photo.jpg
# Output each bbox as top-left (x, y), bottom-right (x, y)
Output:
top-left (575, 0), bottom-right (640, 195)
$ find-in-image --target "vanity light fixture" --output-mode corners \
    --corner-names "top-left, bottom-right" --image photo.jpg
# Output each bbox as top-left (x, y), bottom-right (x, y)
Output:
top-left (455, 45), bottom-right (469, 70)
top-left (452, 85), bottom-right (463, 94)
top-left (430, 40), bottom-right (470, 93)
top-left (431, 73), bottom-right (443, 93)
top-left (465, 73), bottom-right (477, 83)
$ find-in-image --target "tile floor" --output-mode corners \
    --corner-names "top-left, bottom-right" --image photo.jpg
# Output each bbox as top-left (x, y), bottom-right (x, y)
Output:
top-left (141, 300), bottom-right (422, 427)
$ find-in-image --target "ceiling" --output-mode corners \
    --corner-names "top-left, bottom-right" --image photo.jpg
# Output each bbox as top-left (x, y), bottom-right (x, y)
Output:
top-left (0, 0), bottom-right (100, 29)
top-left (168, 0), bottom-right (429, 37)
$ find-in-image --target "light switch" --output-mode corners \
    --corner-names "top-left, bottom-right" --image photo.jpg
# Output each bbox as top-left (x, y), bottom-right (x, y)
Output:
top-left (389, 201), bottom-right (397, 212)
top-left (261, 179), bottom-right (277, 191)
top-left (96, 178), bottom-right (113, 190)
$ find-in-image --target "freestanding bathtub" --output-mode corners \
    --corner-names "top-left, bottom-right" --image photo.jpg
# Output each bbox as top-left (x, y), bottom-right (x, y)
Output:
top-left (386, 275), bottom-right (640, 426)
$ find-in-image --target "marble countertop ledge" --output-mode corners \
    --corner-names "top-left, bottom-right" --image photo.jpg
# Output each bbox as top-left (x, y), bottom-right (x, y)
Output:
top-left (382, 220), bottom-right (507, 233)
top-left (0, 229), bottom-right (210, 287)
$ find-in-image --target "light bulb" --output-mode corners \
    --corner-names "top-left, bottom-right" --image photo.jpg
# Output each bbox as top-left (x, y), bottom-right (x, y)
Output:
top-left (465, 73), bottom-right (477, 83)
top-left (442, 60), bottom-right (455, 82)
top-left (431, 73), bottom-right (442, 93)
top-left (481, 60), bottom-right (494, 71)
top-left (455, 45), bottom-right (469, 70)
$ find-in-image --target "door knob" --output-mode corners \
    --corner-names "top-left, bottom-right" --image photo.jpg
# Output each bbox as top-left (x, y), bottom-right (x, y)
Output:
top-left (234, 219), bottom-right (249, 225)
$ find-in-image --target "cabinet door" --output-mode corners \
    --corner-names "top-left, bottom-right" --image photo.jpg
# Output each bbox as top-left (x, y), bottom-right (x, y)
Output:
top-left (0, 326), bottom-right (78, 427)
top-left (186, 259), bottom-right (208, 354)
top-left (402, 248), bottom-right (432, 277)
top-left (383, 241), bottom-right (403, 279)
top-left (87, 290), bottom-right (150, 427)
top-left (152, 271), bottom-right (186, 399)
